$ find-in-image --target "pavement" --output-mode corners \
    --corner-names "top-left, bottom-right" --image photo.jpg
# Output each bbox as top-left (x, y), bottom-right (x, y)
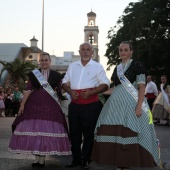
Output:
top-left (0, 117), bottom-right (170, 170)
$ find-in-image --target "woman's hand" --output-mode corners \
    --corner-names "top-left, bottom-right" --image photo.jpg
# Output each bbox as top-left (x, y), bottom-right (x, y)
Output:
top-left (135, 104), bottom-right (142, 117)
top-left (18, 104), bottom-right (24, 116)
top-left (103, 87), bottom-right (114, 95)
top-left (136, 84), bottom-right (145, 117)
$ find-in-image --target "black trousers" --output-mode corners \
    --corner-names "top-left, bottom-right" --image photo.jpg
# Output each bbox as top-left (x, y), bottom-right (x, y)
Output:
top-left (12, 102), bottom-right (20, 116)
top-left (68, 102), bottom-right (101, 164)
top-left (147, 98), bottom-right (156, 110)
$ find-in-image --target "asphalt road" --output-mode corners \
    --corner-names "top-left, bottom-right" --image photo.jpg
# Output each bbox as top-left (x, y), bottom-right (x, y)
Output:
top-left (0, 117), bottom-right (170, 170)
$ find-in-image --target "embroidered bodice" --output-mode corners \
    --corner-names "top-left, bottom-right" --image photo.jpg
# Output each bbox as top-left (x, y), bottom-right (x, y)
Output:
top-left (111, 60), bottom-right (146, 86)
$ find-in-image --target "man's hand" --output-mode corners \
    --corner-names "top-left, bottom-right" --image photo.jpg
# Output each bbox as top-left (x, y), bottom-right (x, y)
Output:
top-left (70, 91), bottom-right (79, 100)
top-left (80, 89), bottom-right (92, 99)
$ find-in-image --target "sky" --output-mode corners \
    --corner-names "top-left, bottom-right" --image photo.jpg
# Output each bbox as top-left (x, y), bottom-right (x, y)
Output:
top-left (0, 0), bottom-right (139, 78)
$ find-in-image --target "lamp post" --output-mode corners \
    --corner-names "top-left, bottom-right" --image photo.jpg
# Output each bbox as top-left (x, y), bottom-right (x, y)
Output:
top-left (42, 0), bottom-right (44, 51)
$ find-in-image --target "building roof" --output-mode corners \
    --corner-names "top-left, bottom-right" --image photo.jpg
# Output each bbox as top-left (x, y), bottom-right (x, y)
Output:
top-left (0, 43), bottom-right (27, 85)
top-left (30, 36), bottom-right (38, 42)
top-left (87, 11), bottom-right (96, 17)
top-left (0, 43), bottom-right (27, 61)
top-left (21, 46), bottom-right (42, 57)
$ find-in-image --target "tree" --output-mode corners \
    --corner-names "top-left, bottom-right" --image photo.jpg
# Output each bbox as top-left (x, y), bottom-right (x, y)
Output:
top-left (0, 58), bottom-right (38, 88)
top-left (105, 0), bottom-right (170, 80)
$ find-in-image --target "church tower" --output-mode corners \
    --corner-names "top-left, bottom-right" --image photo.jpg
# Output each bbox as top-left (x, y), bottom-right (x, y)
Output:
top-left (84, 11), bottom-right (99, 62)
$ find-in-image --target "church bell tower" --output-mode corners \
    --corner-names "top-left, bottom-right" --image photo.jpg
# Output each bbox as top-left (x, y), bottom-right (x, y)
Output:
top-left (84, 11), bottom-right (99, 62)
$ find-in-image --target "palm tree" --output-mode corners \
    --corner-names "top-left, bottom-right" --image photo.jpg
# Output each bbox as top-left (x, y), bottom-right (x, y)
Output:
top-left (0, 58), bottom-right (38, 87)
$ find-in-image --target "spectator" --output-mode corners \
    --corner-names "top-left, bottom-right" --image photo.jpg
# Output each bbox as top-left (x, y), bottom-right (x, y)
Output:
top-left (12, 86), bottom-right (22, 117)
top-left (0, 86), bottom-right (5, 117)
top-left (152, 75), bottom-right (170, 124)
top-left (4, 88), bottom-right (13, 116)
top-left (145, 75), bottom-right (158, 110)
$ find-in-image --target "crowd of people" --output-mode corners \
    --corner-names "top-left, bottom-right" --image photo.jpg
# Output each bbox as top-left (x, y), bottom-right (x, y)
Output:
top-left (152, 75), bottom-right (170, 125)
top-left (145, 75), bottom-right (170, 125)
top-left (1, 41), bottom-right (170, 169)
top-left (0, 86), bottom-right (23, 117)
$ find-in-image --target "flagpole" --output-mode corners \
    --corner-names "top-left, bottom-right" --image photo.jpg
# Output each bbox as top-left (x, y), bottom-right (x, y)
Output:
top-left (42, 0), bottom-right (44, 51)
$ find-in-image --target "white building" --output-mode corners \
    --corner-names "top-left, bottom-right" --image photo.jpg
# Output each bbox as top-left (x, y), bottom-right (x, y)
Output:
top-left (50, 52), bottom-right (80, 73)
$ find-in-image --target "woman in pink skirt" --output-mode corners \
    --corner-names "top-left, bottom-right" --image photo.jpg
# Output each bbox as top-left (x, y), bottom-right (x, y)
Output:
top-left (9, 53), bottom-right (71, 168)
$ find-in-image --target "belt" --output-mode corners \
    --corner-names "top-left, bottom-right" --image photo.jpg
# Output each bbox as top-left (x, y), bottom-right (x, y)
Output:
top-left (71, 88), bottom-right (98, 105)
top-left (146, 93), bottom-right (157, 99)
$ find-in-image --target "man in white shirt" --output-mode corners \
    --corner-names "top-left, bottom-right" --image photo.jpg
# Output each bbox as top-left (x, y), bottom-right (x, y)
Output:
top-left (62, 42), bottom-right (110, 170)
top-left (145, 75), bottom-right (158, 110)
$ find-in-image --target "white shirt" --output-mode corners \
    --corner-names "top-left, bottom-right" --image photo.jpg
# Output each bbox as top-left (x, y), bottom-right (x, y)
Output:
top-left (145, 81), bottom-right (158, 96)
top-left (41, 69), bottom-right (49, 80)
top-left (62, 59), bottom-right (110, 89)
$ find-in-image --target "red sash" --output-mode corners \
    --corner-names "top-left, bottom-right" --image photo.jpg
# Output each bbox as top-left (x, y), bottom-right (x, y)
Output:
top-left (71, 88), bottom-right (98, 104)
top-left (145, 93), bottom-right (156, 99)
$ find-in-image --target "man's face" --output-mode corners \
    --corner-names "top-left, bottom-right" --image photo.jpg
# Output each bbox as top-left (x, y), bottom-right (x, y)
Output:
top-left (147, 76), bottom-right (152, 83)
top-left (79, 44), bottom-right (93, 62)
top-left (161, 77), bottom-right (167, 84)
top-left (14, 87), bottom-right (18, 91)
top-left (39, 55), bottom-right (51, 70)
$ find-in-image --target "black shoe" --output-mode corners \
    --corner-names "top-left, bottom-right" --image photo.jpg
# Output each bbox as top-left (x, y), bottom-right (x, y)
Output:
top-left (32, 162), bottom-right (45, 168)
top-left (65, 162), bottom-right (82, 168)
top-left (38, 162), bottom-right (45, 168)
top-left (80, 163), bottom-right (89, 169)
top-left (32, 162), bottom-right (39, 167)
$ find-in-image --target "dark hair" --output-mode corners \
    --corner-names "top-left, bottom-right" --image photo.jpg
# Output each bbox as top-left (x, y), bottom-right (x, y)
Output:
top-left (160, 75), bottom-right (168, 90)
top-left (161, 75), bottom-right (167, 79)
top-left (120, 41), bottom-right (133, 51)
top-left (40, 52), bottom-right (51, 60)
top-left (147, 75), bottom-right (153, 80)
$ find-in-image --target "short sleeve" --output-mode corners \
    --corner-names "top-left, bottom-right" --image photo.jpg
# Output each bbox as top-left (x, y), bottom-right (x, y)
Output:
top-left (62, 65), bottom-right (71, 84)
top-left (26, 80), bottom-right (34, 91)
top-left (136, 74), bottom-right (146, 85)
top-left (97, 64), bottom-right (110, 87)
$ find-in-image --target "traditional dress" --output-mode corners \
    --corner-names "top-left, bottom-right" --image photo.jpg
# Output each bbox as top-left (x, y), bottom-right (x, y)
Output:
top-left (9, 69), bottom-right (71, 156)
top-left (91, 60), bottom-right (158, 168)
top-left (152, 83), bottom-right (170, 121)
